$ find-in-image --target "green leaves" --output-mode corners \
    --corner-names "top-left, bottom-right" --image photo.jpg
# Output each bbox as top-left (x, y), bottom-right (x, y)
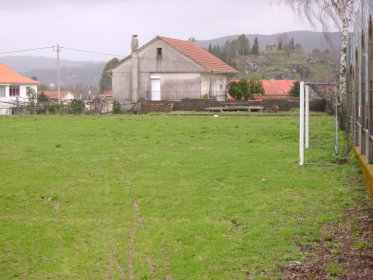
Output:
top-left (99, 58), bottom-right (120, 93)
top-left (228, 79), bottom-right (265, 100)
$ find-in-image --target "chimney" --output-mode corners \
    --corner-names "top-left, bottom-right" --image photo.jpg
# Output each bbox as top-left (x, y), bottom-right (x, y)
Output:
top-left (131, 35), bottom-right (139, 102)
top-left (131, 35), bottom-right (139, 52)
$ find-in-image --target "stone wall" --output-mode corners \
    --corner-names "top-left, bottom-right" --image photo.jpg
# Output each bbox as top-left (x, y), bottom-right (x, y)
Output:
top-left (141, 100), bottom-right (173, 114)
top-left (172, 99), bottom-right (221, 111)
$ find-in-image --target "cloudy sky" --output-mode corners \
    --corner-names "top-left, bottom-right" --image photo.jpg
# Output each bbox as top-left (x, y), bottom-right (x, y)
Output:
top-left (0, 0), bottom-right (321, 61)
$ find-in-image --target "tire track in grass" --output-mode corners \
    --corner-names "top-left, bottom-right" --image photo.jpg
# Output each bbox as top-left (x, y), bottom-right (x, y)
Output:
top-left (146, 255), bottom-right (157, 280)
top-left (127, 228), bottom-right (135, 280)
top-left (162, 247), bottom-right (173, 280)
top-left (116, 256), bottom-right (126, 280)
top-left (105, 255), bottom-right (115, 280)
top-left (105, 254), bottom-right (126, 280)
top-left (131, 200), bottom-right (157, 280)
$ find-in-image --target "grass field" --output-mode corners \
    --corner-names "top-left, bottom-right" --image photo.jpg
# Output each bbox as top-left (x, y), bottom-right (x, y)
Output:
top-left (0, 114), bottom-right (365, 279)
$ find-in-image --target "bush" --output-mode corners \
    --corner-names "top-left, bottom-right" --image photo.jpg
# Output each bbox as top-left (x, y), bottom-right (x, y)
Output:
top-left (112, 100), bottom-right (121, 114)
top-left (249, 80), bottom-right (265, 95)
top-left (229, 79), bottom-right (250, 100)
top-left (68, 99), bottom-right (85, 114)
top-left (229, 79), bottom-right (265, 100)
top-left (289, 81), bottom-right (300, 97)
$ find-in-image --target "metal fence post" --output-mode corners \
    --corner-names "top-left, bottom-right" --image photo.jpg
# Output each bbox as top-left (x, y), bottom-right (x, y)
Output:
top-left (368, 15), bottom-right (373, 163)
top-left (300, 81), bottom-right (305, 166)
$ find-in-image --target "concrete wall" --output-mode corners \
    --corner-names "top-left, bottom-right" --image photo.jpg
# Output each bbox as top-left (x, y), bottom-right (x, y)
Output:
top-left (200, 73), bottom-right (227, 101)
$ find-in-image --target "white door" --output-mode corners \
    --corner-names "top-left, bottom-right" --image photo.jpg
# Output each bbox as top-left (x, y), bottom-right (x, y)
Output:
top-left (151, 78), bottom-right (161, 101)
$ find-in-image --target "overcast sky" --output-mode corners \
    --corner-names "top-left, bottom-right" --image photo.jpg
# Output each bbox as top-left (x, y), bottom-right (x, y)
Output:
top-left (0, 0), bottom-right (321, 61)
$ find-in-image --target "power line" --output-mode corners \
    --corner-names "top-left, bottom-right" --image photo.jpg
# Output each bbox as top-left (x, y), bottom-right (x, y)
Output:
top-left (0, 46), bottom-right (54, 55)
top-left (61, 47), bottom-right (126, 58)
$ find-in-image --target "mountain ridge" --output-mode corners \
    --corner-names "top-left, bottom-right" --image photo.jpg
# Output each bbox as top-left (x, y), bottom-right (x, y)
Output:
top-left (196, 31), bottom-right (342, 53)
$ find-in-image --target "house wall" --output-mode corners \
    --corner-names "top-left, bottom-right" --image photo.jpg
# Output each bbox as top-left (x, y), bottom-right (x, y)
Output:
top-left (200, 73), bottom-right (228, 101)
top-left (112, 37), bottom-right (209, 103)
top-left (149, 73), bottom-right (201, 100)
top-left (0, 84), bottom-right (38, 115)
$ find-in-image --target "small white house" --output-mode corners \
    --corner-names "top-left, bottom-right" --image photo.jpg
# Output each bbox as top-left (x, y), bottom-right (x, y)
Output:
top-left (0, 63), bottom-right (38, 115)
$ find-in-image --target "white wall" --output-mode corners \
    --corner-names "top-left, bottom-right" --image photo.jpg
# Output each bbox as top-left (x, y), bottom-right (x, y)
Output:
top-left (0, 84), bottom-right (38, 115)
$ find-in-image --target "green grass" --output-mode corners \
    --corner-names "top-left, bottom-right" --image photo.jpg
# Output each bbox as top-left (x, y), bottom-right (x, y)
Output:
top-left (0, 114), bottom-right (364, 279)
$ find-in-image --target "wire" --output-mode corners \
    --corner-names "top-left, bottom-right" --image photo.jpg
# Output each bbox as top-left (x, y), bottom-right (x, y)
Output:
top-left (61, 47), bottom-right (126, 58)
top-left (0, 46), bottom-right (54, 55)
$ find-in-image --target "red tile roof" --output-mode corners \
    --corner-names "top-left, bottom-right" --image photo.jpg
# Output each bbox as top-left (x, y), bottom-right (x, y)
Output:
top-left (0, 63), bottom-right (38, 85)
top-left (160, 37), bottom-right (238, 74)
top-left (261, 80), bottom-right (297, 95)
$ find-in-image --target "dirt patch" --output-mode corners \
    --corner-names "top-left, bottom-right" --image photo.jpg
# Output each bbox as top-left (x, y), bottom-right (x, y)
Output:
top-left (281, 200), bottom-right (373, 279)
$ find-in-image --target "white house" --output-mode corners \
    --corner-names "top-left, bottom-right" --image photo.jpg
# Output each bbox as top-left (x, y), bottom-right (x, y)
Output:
top-left (41, 90), bottom-right (76, 104)
top-left (0, 63), bottom-right (38, 115)
top-left (112, 36), bottom-right (238, 109)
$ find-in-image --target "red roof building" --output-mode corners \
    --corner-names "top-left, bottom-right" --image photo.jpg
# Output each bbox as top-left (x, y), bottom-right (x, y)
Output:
top-left (0, 63), bottom-right (38, 85)
top-left (0, 63), bottom-right (39, 115)
top-left (160, 37), bottom-right (238, 74)
top-left (261, 80), bottom-right (297, 95)
top-left (41, 90), bottom-right (75, 103)
top-left (112, 35), bottom-right (238, 103)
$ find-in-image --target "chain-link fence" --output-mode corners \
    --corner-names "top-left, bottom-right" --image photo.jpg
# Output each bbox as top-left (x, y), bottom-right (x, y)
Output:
top-left (347, 0), bottom-right (373, 162)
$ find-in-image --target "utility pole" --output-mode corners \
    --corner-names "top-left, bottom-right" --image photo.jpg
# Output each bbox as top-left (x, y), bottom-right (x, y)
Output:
top-left (53, 44), bottom-right (62, 104)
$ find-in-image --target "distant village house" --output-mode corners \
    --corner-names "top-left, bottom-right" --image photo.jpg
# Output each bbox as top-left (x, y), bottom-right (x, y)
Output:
top-left (41, 90), bottom-right (75, 104)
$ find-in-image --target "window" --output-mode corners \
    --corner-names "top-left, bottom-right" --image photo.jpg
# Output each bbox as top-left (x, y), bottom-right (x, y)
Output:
top-left (9, 86), bottom-right (20, 97)
top-left (0, 86), bottom-right (5, 97)
top-left (157, 48), bottom-right (163, 59)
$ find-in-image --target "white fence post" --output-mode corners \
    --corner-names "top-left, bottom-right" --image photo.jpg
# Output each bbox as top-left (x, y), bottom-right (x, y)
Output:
top-left (300, 81), bottom-right (305, 166)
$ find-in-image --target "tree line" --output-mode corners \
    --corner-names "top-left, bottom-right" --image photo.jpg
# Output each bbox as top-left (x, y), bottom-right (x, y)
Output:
top-left (208, 34), bottom-right (259, 67)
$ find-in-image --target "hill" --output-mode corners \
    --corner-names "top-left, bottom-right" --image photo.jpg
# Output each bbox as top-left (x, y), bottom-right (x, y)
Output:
top-left (0, 56), bottom-right (105, 88)
top-left (235, 50), bottom-right (339, 82)
top-left (196, 31), bottom-right (342, 53)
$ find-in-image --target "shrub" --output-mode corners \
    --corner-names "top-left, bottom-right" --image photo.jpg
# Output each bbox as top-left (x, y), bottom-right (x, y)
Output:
top-left (289, 81), bottom-right (301, 97)
top-left (229, 79), bottom-right (265, 100)
top-left (68, 99), bottom-right (85, 114)
top-left (112, 100), bottom-right (121, 114)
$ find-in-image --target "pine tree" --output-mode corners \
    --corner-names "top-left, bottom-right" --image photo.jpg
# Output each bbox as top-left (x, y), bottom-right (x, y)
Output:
top-left (251, 37), bottom-right (259, 55)
top-left (289, 81), bottom-right (300, 97)
top-left (237, 34), bottom-right (250, 56)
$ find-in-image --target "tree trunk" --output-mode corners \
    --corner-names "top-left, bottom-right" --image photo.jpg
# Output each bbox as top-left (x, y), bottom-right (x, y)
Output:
top-left (339, 10), bottom-right (350, 104)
